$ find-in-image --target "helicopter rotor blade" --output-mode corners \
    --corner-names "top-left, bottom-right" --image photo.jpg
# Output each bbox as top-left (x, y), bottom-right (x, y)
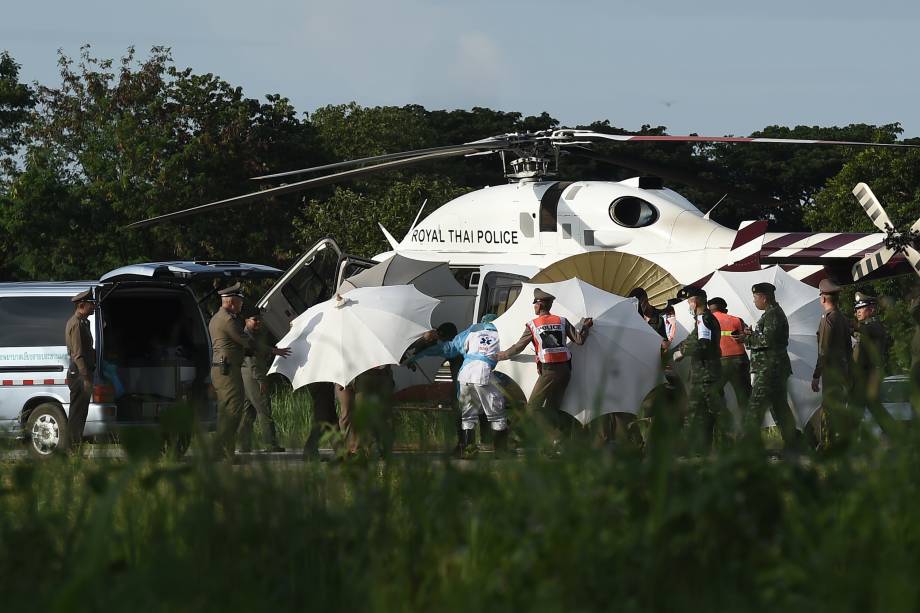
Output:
top-left (905, 246), bottom-right (920, 277)
top-left (563, 147), bottom-right (777, 206)
top-left (851, 245), bottom-right (897, 282)
top-left (852, 183), bottom-right (894, 232)
top-left (554, 129), bottom-right (920, 148)
top-left (251, 141), bottom-right (504, 181)
top-left (126, 147), bottom-right (484, 230)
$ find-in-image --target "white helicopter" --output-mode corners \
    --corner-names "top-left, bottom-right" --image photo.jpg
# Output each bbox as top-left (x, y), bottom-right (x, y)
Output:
top-left (128, 129), bottom-right (920, 339)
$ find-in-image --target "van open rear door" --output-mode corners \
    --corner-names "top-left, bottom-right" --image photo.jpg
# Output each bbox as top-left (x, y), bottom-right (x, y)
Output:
top-left (257, 238), bottom-right (376, 340)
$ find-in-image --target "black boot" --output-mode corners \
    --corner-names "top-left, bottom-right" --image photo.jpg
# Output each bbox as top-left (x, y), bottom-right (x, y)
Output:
top-left (493, 429), bottom-right (510, 456)
top-left (459, 428), bottom-right (477, 457)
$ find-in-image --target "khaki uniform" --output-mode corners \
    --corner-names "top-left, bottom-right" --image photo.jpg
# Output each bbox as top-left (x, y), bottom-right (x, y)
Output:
top-left (852, 316), bottom-right (895, 434)
top-left (304, 382), bottom-right (338, 457)
top-left (353, 366), bottom-right (396, 456)
top-left (238, 326), bottom-right (280, 451)
top-left (209, 308), bottom-right (253, 458)
top-left (65, 312), bottom-right (95, 449)
top-left (505, 318), bottom-right (583, 436)
top-left (813, 308), bottom-right (853, 450)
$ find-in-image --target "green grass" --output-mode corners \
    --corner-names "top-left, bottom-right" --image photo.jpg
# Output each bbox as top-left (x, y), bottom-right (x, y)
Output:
top-left (3, 395), bottom-right (920, 612)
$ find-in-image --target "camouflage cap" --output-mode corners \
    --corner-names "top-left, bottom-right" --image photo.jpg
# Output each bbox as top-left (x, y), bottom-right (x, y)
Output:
top-left (677, 286), bottom-right (706, 301)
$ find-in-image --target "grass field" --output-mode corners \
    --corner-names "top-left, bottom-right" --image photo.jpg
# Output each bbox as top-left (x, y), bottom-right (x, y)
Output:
top-left (3, 391), bottom-right (920, 612)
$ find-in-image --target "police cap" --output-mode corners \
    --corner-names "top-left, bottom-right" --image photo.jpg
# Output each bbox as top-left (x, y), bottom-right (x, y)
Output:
top-left (71, 289), bottom-right (95, 303)
top-left (241, 305), bottom-right (262, 320)
top-left (677, 286), bottom-right (706, 301)
top-left (854, 292), bottom-right (878, 310)
top-left (751, 282), bottom-right (776, 295)
top-left (818, 278), bottom-right (841, 295)
top-left (533, 288), bottom-right (555, 303)
top-left (707, 297), bottom-right (728, 311)
top-left (218, 283), bottom-right (244, 298)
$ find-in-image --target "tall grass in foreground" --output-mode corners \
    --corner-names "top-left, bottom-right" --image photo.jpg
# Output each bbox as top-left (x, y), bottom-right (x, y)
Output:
top-left (3, 414), bottom-right (920, 612)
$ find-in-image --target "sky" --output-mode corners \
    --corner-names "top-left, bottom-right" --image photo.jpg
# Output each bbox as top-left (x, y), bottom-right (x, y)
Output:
top-left (3, 0), bottom-right (919, 138)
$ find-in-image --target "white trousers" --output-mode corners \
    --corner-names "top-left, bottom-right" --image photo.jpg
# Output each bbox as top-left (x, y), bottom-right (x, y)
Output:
top-left (458, 382), bottom-right (507, 431)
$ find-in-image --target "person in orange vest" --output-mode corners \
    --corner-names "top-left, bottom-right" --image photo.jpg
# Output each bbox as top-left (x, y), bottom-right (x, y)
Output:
top-left (497, 288), bottom-right (593, 438)
top-left (707, 297), bottom-right (752, 413)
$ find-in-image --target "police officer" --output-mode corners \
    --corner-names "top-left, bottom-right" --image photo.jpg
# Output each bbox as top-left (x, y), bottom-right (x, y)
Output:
top-left (209, 284), bottom-right (271, 460)
top-left (237, 307), bottom-right (289, 453)
top-left (671, 287), bottom-right (724, 452)
top-left (707, 296), bottom-right (752, 412)
top-left (851, 292), bottom-right (896, 435)
top-left (496, 288), bottom-right (593, 441)
top-left (811, 278), bottom-right (853, 452)
top-left (742, 283), bottom-right (798, 449)
top-left (65, 289), bottom-right (96, 452)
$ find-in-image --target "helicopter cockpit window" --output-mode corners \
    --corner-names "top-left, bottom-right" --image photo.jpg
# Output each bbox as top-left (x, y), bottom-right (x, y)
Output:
top-left (609, 197), bottom-right (659, 228)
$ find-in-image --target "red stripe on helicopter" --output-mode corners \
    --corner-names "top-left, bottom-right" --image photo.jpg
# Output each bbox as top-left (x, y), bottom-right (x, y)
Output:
top-left (760, 233), bottom-right (810, 256)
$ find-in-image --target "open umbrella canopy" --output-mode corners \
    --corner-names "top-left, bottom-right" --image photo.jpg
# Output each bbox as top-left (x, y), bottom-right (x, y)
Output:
top-left (339, 254), bottom-right (475, 390)
top-left (494, 278), bottom-right (663, 424)
top-left (672, 266), bottom-right (822, 427)
top-left (269, 285), bottom-right (438, 388)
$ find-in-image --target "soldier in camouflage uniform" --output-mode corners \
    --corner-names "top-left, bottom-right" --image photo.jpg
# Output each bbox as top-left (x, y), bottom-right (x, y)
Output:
top-left (238, 307), bottom-right (288, 452)
top-left (671, 286), bottom-right (724, 452)
top-left (851, 292), bottom-right (896, 435)
top-left (742, 282), bottom-right (798, 448)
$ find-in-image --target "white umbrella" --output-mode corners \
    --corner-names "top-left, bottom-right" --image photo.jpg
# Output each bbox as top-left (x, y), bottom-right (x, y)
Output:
top-left (268, 285), bottom-right (439, 388)
top-left (672, 266), bottom-right (822, 428)
top-left (494, 278), bottom-right (663, 424)
top-left (339, 254), bottom-right (475, 392)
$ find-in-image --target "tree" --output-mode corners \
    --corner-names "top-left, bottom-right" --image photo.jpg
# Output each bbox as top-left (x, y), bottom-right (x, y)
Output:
top-left (0, 46), bottom-right (318, 280)
top-left (0, 51), bottom-right (35, 181)
top-left (807, 146), bottom-right (920, 371)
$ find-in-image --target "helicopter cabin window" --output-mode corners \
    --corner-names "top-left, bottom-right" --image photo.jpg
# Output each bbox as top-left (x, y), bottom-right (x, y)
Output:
top-left (478, 271), bottom-right (528, 318)
top-left (539, 181), bottom-right (573, 232)
top-left (609, 197), bottom-right (659, 228)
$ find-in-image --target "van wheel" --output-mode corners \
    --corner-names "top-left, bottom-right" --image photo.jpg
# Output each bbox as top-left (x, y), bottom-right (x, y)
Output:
top-left (25, 403), bottom-right (69, 458)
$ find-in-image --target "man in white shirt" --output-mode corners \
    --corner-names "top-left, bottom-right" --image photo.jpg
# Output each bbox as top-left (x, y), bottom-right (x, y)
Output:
top-left (457, 321), bottom-right (509, 454)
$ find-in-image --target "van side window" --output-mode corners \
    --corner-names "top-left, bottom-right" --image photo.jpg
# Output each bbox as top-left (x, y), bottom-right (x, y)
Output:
top-left (478, 272), bottom-right (528, 318)
top-left (0, 297), bottom-right (75, 346)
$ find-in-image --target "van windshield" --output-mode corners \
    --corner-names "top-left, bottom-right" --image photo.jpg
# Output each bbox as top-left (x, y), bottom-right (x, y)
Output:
top-left (0, 297), bottom-right (74, 346)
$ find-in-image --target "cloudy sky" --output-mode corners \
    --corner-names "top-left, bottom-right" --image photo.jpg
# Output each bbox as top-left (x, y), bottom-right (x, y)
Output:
top-left (4, 0), bottom-right (919, 137)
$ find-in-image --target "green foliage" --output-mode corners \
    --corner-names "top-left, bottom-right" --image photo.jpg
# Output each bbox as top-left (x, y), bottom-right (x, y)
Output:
top-left (1, 46), bottom-right (315, 280)
top-left (5, 430), bottom-right (920, 611)
top-left (0, 51), bottom-right (35, 179)
top-left (806, 147), bottom-right (920, 371)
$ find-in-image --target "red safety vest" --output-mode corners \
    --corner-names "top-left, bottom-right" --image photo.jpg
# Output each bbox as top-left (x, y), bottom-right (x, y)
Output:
top-left (712, 311), bottom-right (746, 357)
top-left (527, 314), bottom-right (572, 364)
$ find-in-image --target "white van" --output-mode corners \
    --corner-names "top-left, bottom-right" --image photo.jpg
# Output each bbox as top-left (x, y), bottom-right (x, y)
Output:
top-left (0, 261), bottom-right (280, 457)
